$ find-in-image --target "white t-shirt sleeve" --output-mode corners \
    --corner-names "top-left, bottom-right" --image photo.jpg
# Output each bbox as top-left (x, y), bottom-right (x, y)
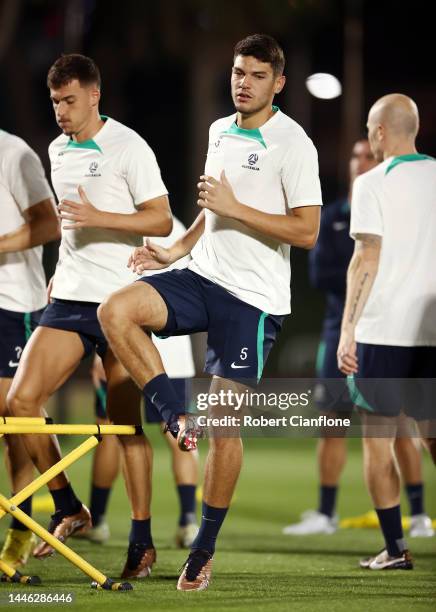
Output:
top-left (350, 175), bottom-right (383, 238)
top-left (282, 137), bottom-right (323, 209)
top-left (123, 137), bottom-right (168, 207)
top-left (6, 144), bottom-right (53, 213)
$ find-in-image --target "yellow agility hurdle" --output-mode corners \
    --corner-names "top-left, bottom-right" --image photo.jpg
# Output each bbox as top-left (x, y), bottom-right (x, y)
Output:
top-left (0, 416), bottom-right (139, 591)
top-left (0, 417), bottom-right (48, 441)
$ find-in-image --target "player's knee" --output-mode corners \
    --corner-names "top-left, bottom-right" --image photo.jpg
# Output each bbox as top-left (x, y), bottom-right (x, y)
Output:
top-left (7, 386), bottom-right (40, 417)
top-left (97, 295), bottom-right (126, 332)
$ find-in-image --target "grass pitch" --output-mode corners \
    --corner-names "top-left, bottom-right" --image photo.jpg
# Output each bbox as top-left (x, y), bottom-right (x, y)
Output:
top-left (0, 427), bottom-right (435, 611)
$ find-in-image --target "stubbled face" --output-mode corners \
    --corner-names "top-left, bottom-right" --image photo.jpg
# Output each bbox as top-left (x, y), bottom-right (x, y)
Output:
top-left (231, 55), bottom-right (284, 116)
top-left (50, 79), bottom-right (99, 136)
top-left (349, 140), bottom-right (377, 183)
top-left (366, 111), bottom-right (384, 162)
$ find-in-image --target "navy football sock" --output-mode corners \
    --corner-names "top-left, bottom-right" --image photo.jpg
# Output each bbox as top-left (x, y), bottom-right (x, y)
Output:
top-left (90, 485), bottom-right (111, 526)
top-left (129, 518), bottom-right (153, 548)
top-left (143, 373), bottom-right (185, 424)
top-left (405, 483), bottom-right (424, 516)
top-left (177, 485), bottom-right (197, 526)
top-left (375, 505), bottom-right (406, 557)
top-left (10, 494), bottom-right (32, 531)
top-left (50, 484), bottom-right (82, 517)
top-left (191, 502), bottom-right (228, 555)
top-left (318, 485), bottom-right (337, 518)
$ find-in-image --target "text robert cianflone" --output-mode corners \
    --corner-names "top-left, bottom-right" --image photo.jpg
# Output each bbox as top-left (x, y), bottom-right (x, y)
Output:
top-left (196, 415), bottom-right (351, 428)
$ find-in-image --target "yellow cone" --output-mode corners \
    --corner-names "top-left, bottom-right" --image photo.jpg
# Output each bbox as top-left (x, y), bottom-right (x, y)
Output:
top-left (340, 510), bottom-right (436, 529)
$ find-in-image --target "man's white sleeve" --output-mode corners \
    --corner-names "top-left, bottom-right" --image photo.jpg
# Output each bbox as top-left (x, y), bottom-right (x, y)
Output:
top-left (124, 137), bottom-right (168, 207)
top-left (350, 175), bottom-right (383, 238)
top-left (6, 145), bottom-right (53, 213)
top-left (282, 137), bottom-right (323, 209)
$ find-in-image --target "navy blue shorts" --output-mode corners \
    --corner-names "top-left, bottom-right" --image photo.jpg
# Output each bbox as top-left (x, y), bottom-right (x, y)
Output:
top-left (139, 269), bottom-right (284, 384)
top-left (39, 299), bottom-right (108, 359)
top-left (0, 307), bottom-right (44, 377)
top-left (351, 343), bottom-right (436, 419)
top-left (314, 335), bottom-right (353, 413)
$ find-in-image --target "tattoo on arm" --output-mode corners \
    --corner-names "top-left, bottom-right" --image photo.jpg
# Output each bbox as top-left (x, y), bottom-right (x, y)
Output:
top-left (348, 272), bottom-right (369, 324)
top-left (346, 233), bottom-right (381, 326)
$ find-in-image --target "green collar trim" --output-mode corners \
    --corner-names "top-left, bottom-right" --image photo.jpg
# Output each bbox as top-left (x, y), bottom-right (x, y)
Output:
top-left (223, 123), bottom-right (267, 148)
top-left (221, 105), bottom-right (280, 149)
top-left (65, 115), bottom-right (108, 153)
top-left (385, 153), bottom-right (434, 175)
top-left (221, 106), bottom-right (279, 149)
top-left (66, 138), bottom-right (102, 153)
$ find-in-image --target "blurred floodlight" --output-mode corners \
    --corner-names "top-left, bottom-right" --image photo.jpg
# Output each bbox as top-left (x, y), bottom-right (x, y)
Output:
top-left (305, 73), bottom-right (342, 99)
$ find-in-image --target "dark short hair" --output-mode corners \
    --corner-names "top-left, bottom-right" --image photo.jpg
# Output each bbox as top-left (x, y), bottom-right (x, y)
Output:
top-left (47, 54), bottom-right (101, 89)
top-left (233, 34), bottom-right (285, 76)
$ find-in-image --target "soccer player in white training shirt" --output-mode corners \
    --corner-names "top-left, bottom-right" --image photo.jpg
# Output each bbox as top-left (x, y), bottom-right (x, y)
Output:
top-left (7, 54), bottom-right (172, 578)
top-left (283, 140), bottom-right (432, 538)
top-left (99, 34), bottom-right (322, 591)
top-left (0, 131), bottom-right (59, 567)
top-left (338, 94), bottom-right (436, 570)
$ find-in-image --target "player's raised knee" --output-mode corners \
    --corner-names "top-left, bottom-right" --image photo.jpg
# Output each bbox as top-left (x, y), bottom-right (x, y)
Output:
top-left (97, 293), bottom-right (126, 332)
top-left (7, 386), bottom-right (40, 417)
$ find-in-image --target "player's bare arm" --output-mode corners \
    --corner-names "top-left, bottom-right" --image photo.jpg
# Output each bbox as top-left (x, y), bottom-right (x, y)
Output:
top-left (0, 198), bottom-right (60, 254)
top-left (197, 171), bottom-right (320, 248)
top-left (58, 185), bottom-right (172, 236)
top-left (129, 210), bottom-right (205, 274)
top-left (337, 233), bottom-right (381, 374)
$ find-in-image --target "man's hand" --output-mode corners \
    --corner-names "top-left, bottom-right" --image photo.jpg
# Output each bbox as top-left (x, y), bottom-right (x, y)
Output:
top-left (58, 186), bottom-right (104, 229)
top-left (337, 329), bottom-right (358, 375)
top-left (128, 238), bottom-right (173, 274)
top-left (197, 170), bottom-right (241, 218)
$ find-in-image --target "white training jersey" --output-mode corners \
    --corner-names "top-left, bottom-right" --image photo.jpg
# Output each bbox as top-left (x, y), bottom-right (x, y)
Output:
top-left (143, 217), bottom-right (195, 378)
top-left (189, 107), bottom-right (322, 315)
top-left (0, 130), bottom-right (54, 312)
top-left (350, 154), bottom-right (436, 346)
top-left (49, 117), bottom-right (168, 303)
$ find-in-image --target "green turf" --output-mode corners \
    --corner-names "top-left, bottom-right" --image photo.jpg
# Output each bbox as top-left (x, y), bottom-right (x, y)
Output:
top-left (0, 429), bottom-right (435, 611)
